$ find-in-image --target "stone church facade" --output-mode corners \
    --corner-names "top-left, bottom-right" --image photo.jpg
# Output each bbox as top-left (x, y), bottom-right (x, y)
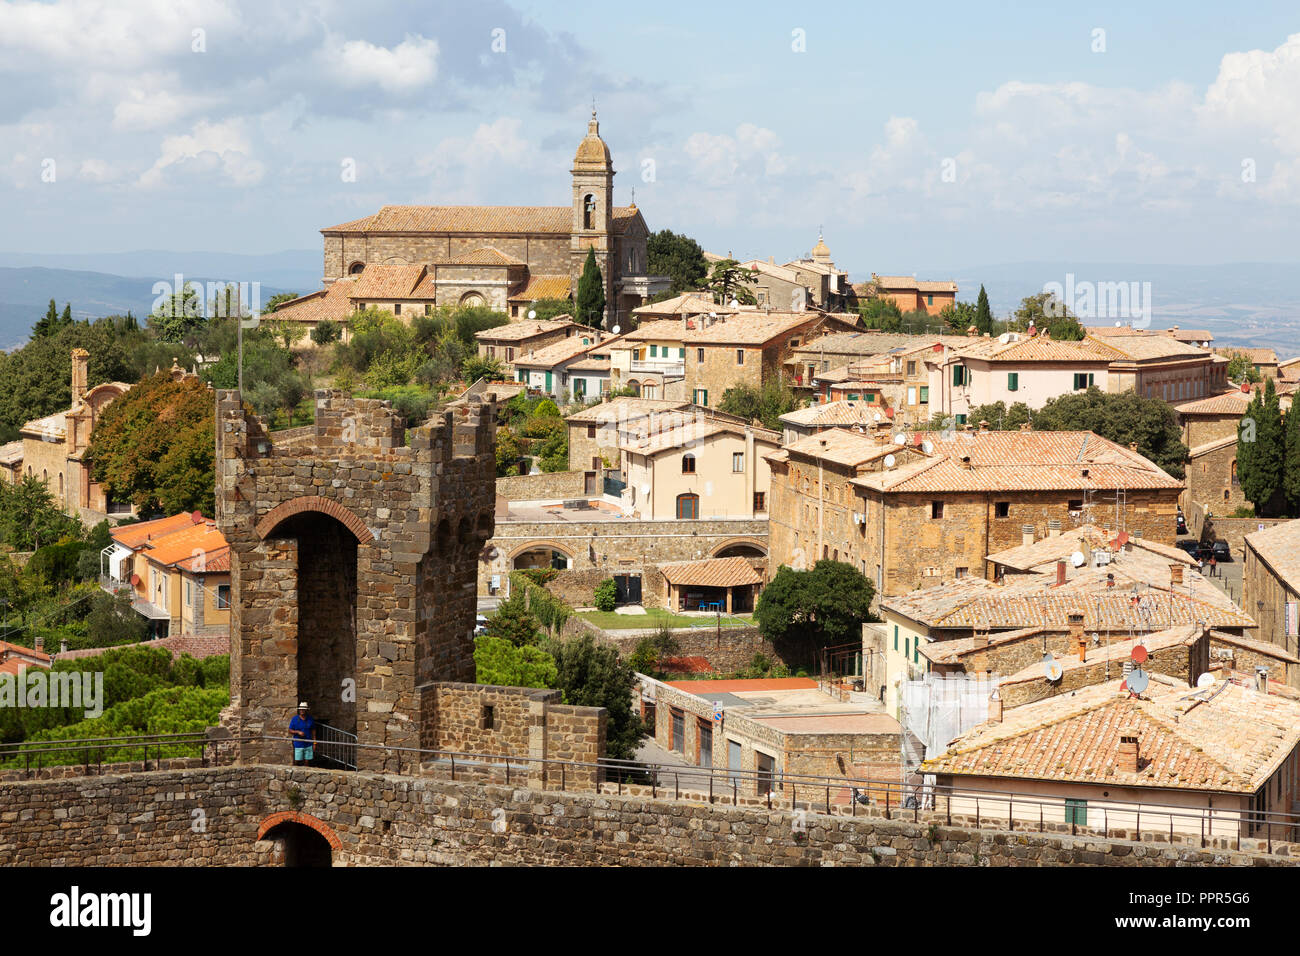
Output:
top-left (313, 112), bottom-right (669, 330)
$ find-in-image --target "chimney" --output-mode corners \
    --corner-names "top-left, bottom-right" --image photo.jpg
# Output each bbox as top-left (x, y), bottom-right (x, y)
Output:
top-left (1018, 422), bottom-right (1032, 432)
top-left (71, 348), bottom-right (89, 405)
top-left (960, 455), bottom-right (972, 470)
top-left (34, 634), bottom-right (43, 653)
top-left (59, 638), bottom-right (68, 654)
top-left (1055, 560), bottom-right (1067, 587)
top-left (1048, 519), bottom-right (1062, 537)
top-left (988, 689), bottom-right (1003, 723)
top-left (1128, 442), bottom-right (1138, 452)
top-left (1021, 524), bottom-right (1035, 547)
top-left (1255, 666), bottom-right (1270, 694)
top-left (1171, 563), bottom-right (1184, 587)
top-left (1068, 611), bottom-right (1086, 661)
top-left (978, 419), bottom-right (989, 433)
top-left (1117, 732), bottom-right (1139, 774)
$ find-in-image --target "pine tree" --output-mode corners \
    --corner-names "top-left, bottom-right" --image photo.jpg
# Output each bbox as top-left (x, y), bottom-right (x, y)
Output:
top-left (59, 303), bottom-right (72, 328)
top-left (975, 285), bottom-right (993, 335)
top-left (32, 299), bottom-right (58, 337)
top-left (575, 247), bottom-right (606, 329)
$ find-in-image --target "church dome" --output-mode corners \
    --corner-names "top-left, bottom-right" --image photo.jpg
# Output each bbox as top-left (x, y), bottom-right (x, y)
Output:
top-left (811, 233), bottom-right (831, 259)
top-left (573, 110), bottom-right (612, 167)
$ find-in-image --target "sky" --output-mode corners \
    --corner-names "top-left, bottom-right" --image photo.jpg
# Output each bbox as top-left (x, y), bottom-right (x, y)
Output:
top-left (2, 0), bottom-right (1299, 279)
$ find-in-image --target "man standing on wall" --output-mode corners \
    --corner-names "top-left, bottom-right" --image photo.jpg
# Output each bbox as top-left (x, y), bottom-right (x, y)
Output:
top-left (290, 702), bottom-right (316, 764)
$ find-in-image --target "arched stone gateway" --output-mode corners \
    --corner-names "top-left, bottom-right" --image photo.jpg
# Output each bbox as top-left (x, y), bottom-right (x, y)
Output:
top-left (258, 811), bottom-right (341, 867)
top-left (217, 389), bottom-right (498, 771)
top-left (711, 538), bottom-right (768, 560)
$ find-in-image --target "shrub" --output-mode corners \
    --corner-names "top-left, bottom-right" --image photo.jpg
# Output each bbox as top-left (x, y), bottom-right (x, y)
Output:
top-left (593, 578), bottom-right (617, 612)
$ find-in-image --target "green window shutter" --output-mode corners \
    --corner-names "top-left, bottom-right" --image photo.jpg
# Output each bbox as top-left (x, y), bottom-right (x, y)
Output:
top-left (679, 348), bottom-right (686, 359)
top-left (953, 365), bottom-right (962, 386)
top-left (650, 345), bottom-right (657, 357)
top-left (1008, 372), bottom-right (1018, 391)
top-left (919, 386), bottom-right (929, 403)
top-left (893, 626), bottom-right (898, 650)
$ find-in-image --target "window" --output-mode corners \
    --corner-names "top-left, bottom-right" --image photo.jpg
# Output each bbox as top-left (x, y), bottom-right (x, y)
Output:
top-left (927, 294), bottom-right (934, 306)
top-left (650, 345), bottom-right (658, 357)
top-left (505, 347), bottom-right (514, 362)
top-left (919, 386), bottom-right (929, 403)
top-left (736, 349), bottom-right (745, 365)
top-left (482, 704), bottom-right (495, 730)
top-left (906, 361), bottom-right (916, 376)
top-left (1068, 499), bottom-right (1083, 511)
top-left (1065, 798), bottom-right (1088, 826)
top-left (905, 637), bottom-right (910, 660)
top-left (955, 567), bottom-right (967, 579)
top-left (931, 501), bottom-right (944, 519)
top-left (583, 193), bottom-right (596, 230)
top-left (955, 413), bottom-right (967, 425)
top-left (697, 719), bottom-right (713, 768)
top-left (952, 365), bottom-right (967, 386)
top-left (587, 424), bottom-right (596, 439)
top-left (676, 493), bottom-right (699, 519)
top-left (394, 303), bottom-right (402, 315)
top-left (217, 585), bottom-right (231, 610)
top-left (670, 708), bottom-right (685, 753)
top-left (1007, 372), bottom-right (1019, 392)
top-left (682, 454), bottom-right (696, 474)
top-left (753, 491), bottom-right (766, 512)
top-left (995, 501), bottom-right (1010, 518)
top-left (1073, 372), bottom-right (1095, 390)
top-left (425, 304), bottom-right (432, 316)
top-left (894, 625), bottom-right (899, 650)
top-left (678, 348), bottom-right (686, 359)
top-left (185, 580), bottom-right (192, 607)
top-left (696, 348), bottom-right (705, 362)
top-left (732, 452), bottom-right (744, 472)
top-left (693, 389), bottom-right (709, 406)
top-left (907, 386), bottom-right (917, 405)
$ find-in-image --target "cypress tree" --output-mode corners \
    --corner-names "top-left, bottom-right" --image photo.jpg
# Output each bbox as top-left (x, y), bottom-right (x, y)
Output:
top-left (1284, 403), bottom-right (1300, 516)
top-left (975, 285), bottom-right (992, 335)
top-left (1237, 387), bottom-right (1262, 508)
top-left (1240, 379), bottom-right (1284, 515)
top-left (33, 299), bottom-right (58, 337)
top-left (59, 303), bottom-right (72, 328)
top-left (575, 247), bottom-right (606, 329)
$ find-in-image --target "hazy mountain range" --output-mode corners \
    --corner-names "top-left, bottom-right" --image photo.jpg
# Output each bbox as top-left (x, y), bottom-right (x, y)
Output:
top-left (0, 252), bottom-right (1295, 359)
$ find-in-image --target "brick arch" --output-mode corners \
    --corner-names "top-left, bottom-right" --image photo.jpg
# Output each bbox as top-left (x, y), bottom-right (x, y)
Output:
top-left (256, 495), bottom-right (375, 544)
top-left (710, 537), bottom-right (768, 558)
top-left (257, 810), bottom-right (343, 850)
top-left (507, 539), bottom-right (575, 562)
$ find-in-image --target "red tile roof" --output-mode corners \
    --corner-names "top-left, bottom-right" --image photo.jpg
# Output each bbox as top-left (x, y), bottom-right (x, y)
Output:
top-left (659, 556), bottom-right (763, 588)
top-left (322, 205), bottom-right (643, 235)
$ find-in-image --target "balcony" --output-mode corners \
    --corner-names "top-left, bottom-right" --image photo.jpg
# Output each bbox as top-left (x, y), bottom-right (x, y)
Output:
top-left (630, 360), bottom-right (684, 377)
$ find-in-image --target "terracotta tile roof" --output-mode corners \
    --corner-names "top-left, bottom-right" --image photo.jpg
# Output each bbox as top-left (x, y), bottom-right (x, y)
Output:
top-left (272, 277), bottom-right (358, 324)
top-left (508, 274), bottom-right (571, 302)
top-left (1176, 384), bottom-right (1295, 416)
top-left (776, 427), bottom-right (904, 467)
top-left (1215, 346), bottom-right (1278, 364)
top-left (20, 411), bottom-right (67, 441)
top-left (445, 246), bottom-right (525, 267)
top-left (0, 639), bottom-right (51, 665)
top-left (680, 312), bottom-right (820, 345)
top-left (618, 319), bottom-right (689, 342)
top-left (631, 294), bottom-right (736, 317)
top-left (985, 526), bottom-right (1196, 573)
top-left (139, 521), bottom-right (230, 569)
top-left (0, 440), bottom-right (23, 466)
top-left (475, 318), bottom-right (594, 343)
top-left (1086, 333), bottom-right (1210, 361)
top-left (111, 512), bottom-right (205, 550)
top-left (175, 545), bottom-right (230, 574)
top-left (738, 259), bottom-right (801, 282)
top-left (512, 334), bottom-right (610, 369)
top-left (1208, 629), bottom-right (1300, 666)
top-left (999, 624), bottom-right (1203, 687)
top-left (1245, 519), bottom-right (1300, 589)
top-left (852, 430), bottom-right (1183, 494)
top-left (779, 400), bottom-right (884, 429)
top-left (923, 676), bottom-right (1300, 794)
top-left (953, 335), bottom-right (1121, 363)
top-left (666, 677), bottom-right (819, 694)
top-left (659, 556), bottom-right (763, 588)
top-left (565, 397), bottom-right (693, 424)
top-left (1188, 434), bottom-right (1239, 457)
top-left (347, 264), bottom-right (430, 300)
top-left (792, 331), bottom-right (942, 358)
top-left (322, 205), bottom-right (642, 235)
top-left (919, 626), bottom-right (1061, 665)
top-left (872, 275), bottom-right (958, 293)
top-left (621, 419), bottom-right (779, 456)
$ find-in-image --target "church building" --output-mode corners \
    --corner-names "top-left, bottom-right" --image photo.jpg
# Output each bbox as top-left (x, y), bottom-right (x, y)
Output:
top-left (279, 112), bottom-right (670, 333)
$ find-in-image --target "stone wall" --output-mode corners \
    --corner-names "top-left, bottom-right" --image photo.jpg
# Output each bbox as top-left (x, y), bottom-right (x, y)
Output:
top-left (998, 636), bottom-right (1204, 710)
top-left (1193, 509), bottom-right (1289, 553)
top-left (587, 625), bottom-right (783, 674)
top-left (0, 763), bottom-right (1292, 866)
top-left (495, 471), bottom-right (590, 502)
top-left (1241, 533), bottom-right (1300, 654)
top-left (1184, 439), bottom-right (1248, 516)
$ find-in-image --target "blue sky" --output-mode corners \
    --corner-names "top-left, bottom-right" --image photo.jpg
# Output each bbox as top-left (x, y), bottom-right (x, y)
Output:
top-left (2, 0), bottom-right (1298, 281)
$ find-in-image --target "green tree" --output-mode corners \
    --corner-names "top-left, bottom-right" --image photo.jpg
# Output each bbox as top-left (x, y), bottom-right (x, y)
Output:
top-left (495, 425), bottom-right (523, 477)
top-left (627, 626), bottom-right (680, 679)
top-left (1011, 291), bottom-right (1085, 340)
top-left (940, 300), bottom-right (979, 333)
top-left (1238, 377), bottom-right (1285, 515)
top-left (310, 320), bottom-right (343, 347)
top-left (754, 560), bottom-right (876, 662)
top-left (0, 476), bottom-right (82, 551)
top-left (461, 355), bottom-right (504, 383)
top-left (647, 229), bottom-right (708, 294)
top-left (1225, 351), bottom-right (1263, 384)
top-left (575, 247), bottom-right (607, 329)
top-left (960, 400), bottom-right (1032, 431)
top-left (148, 282), bottom-right (206, 344)
top-left (859, 296), bottom-right (903, 331)
top-left (544, 634), bottom-right (643, 760)
top-left (975, 285), bottom-right (993, 335)
top-left (718, 380), bottom-right (800, 430)
top-left (1032, 386), bottom-right (1189, 479)
top-left (474, 635), bottom-right (558, 688)
top-left (263, 292), bottom-right (300, 314)
top-left (523, 298), bottom-right (576, 322)
top-left (484, 593), bottom-right (542, 647)
top-left (704, 258), bottom-right (759, 306)
top-left (87, 372), bottom-right (216, 515)
top-left (1285, 405), bottom-right (1300, 516)
top-left (33, 300), bottom-right (74, 338)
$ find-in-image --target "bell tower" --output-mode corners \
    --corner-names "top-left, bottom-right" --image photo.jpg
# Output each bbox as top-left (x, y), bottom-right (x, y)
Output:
top-left (570, 109), bottom-right (615, 326)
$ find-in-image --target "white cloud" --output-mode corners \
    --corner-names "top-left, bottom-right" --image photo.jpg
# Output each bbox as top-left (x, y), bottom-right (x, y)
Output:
top-left (328, 33), bottom-right (439, 93)
top-left (138, 119), bottom-right (264, 188)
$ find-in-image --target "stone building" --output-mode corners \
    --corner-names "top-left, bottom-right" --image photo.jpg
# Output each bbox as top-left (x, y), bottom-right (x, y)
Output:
top-left (1242, 519), bottom-right (1300, 657)
top-left (292, 112), bottom-right (669, 331)
top-left (475, 317), bottom-right (600, 374)
top-left (681, 311), bottom-right (830, 409)
top-left (1084, 331), bottom-right (1227, 401)
top-left (860, 275), bottom-right (958, 315)
top-left (217, 389), bottom-right (498, 769)
top-left (767, 427), bottom-right (1185, 598)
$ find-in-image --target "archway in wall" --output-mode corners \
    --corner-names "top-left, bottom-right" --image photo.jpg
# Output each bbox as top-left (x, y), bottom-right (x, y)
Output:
top-left (460, 292), bottom-right (486, 308)
top-left (513, 546), bottom-right (571, 573)
top-left (261, 821), bottom-right (334, 867)
top-left (262, 510), bottom-right (360, 738)
top-left (713, 543), bottom-right (767, 559)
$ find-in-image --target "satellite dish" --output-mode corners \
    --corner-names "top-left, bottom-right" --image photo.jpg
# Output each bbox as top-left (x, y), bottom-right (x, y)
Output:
top-left (1070, 550), bottom-right (1086, 568)
top-left (893, 433), bottom-right (906, 446)
top-left (1131, 644), bottom-right (1149, 665)
top-left (873, 412), bottom-right (882, 421)
top-left (998, 333), bottom-right (1010, 344)
top-left (611, 325), bottom-right (621, 334)
top-left (639, 484), bottom-right (651, 496)
top-left (1126, 667), bottom-right (1150, 694)
top-left (884, 454), bottom-right (896, 468)
top-left (1196, 672), bottom-right (1215, 689)
top-left (528, 309), bottom-right (537, 320)
top-left (1114, 320), bottom-right (1122, 327)
top-left (921, 440), bottom-right (934, 454)
top-left (1045, 661), bottom-right (1063, 682)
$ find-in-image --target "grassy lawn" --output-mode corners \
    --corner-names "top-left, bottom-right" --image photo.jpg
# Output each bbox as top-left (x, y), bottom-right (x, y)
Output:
top-left (578, 608), bottom-right (753, 630)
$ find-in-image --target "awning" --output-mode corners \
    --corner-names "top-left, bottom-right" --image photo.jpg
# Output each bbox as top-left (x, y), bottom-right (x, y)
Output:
top-left (660, 556), bottom-right (762, 588)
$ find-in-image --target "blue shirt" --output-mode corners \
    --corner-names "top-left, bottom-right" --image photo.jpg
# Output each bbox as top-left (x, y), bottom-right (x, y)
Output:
top-left (289, 713), bottom-right (315, 749)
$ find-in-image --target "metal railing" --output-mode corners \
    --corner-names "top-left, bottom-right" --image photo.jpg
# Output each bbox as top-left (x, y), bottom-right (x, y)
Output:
top-left (0, 732), bottom-right (214, 776)
top-left (314, 723), bottom-right (357, 770)
top-left (5, 730), bottom-right (1300, 854)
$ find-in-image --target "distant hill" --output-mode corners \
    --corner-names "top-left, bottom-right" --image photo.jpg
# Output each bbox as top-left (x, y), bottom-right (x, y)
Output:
top-left (0, 263), bottom-right (312, 350)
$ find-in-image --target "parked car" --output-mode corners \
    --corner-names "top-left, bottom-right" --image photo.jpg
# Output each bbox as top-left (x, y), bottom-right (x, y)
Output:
top-left (474, 614), bottom-right (489, 636)
top-left (1175, 539), bottom-right (1201, 557)
top-left (1211, 540), bottom-right (1232, 562)
top-left (1176, 512), bottom-right (1188, 536)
